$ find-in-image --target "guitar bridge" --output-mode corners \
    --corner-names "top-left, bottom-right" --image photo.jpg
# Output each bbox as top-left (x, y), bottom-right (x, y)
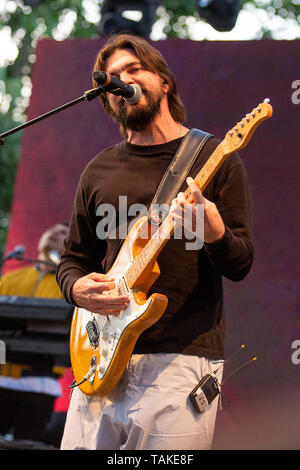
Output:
top-left (86, 318), bottom-right (100, 348)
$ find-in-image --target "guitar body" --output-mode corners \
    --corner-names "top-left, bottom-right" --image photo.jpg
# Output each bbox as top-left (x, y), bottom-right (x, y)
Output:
top-left (70, 216), bottom-right (168, 396)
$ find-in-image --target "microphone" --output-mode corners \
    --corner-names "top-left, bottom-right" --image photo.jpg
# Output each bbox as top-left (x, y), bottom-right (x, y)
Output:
top-left (48, 250), bottom-right (61, 265)
top-left (2, 245), bottom-right (26, 261)
top-left (93, 71), bottom-right (142, 105)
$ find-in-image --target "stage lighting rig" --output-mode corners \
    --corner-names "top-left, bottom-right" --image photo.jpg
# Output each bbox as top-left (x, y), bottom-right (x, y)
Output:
top-left (197, 0), bottom-right (241, 32)
top-left (99, 0), bottom-right (161, 38)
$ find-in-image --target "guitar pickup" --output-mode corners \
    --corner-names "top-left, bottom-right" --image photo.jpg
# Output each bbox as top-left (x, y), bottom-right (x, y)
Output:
top-left (86, 318), bottom-right (100, 348)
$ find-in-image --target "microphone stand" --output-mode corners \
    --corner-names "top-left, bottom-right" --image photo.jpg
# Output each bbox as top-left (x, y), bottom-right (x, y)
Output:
top-left (0, 255), bottom-right (57, 277)
top-left (0, 86), bottom-right (105, 145)
top-left (0, 85), bottom-right (105, 272)
top-left (21, 257), bottom-right (57, 268)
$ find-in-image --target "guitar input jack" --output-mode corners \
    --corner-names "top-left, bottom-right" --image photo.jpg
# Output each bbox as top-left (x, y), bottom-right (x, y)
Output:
top-left (69, 355), bottom-right (97, 389)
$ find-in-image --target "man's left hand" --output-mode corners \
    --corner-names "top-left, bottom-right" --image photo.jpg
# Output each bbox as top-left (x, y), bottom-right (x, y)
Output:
top-left (170, 177), bottom-right (225, 244)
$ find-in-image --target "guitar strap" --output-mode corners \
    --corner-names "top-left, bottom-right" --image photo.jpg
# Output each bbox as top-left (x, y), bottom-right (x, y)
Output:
top-left (148, 128), bottom-right (213, 225)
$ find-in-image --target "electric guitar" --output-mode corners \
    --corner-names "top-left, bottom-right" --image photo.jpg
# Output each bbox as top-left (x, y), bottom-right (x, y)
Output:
top-left (70, 99), bottom-right (273, 395)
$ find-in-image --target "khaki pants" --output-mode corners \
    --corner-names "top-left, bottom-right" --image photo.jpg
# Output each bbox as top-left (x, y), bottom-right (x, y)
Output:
top-left (61, 353), bottom-right (223, 450)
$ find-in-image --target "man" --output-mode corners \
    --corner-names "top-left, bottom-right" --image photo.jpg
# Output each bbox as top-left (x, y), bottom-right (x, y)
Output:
top-left (0, 223), bottom-right (69, 443)
top-left (57, 34), bottom-right (253, 450)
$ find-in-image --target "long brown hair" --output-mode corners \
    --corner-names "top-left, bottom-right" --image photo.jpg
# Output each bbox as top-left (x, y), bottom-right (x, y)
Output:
top-left (93, 33), bottom-right (186, 124)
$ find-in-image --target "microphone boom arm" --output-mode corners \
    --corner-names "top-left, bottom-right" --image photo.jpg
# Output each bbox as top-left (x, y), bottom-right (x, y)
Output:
top-left (0, 86), bottom-right (105, 146)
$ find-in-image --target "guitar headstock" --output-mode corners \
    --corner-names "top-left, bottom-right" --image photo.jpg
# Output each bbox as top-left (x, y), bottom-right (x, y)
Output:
top-left (222, 99), bottom-right (273, 155)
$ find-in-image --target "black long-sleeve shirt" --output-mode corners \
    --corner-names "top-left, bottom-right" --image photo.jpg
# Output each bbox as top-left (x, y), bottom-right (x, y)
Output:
top-left (57, 136), bottom-right (253, 359)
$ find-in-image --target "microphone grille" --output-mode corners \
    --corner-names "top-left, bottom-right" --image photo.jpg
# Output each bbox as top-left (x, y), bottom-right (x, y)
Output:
top-left (125, 85), bottom-right (142, 105)
top-left (93, 71), bottom-right (107, 85)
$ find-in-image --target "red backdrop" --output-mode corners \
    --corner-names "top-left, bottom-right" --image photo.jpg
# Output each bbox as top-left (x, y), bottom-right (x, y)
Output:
top-left (3, 38), bottom-right (300, 449)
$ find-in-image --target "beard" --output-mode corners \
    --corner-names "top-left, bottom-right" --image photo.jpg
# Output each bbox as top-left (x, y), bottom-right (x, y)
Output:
top-left (108, 86), bottom-right (164, 133)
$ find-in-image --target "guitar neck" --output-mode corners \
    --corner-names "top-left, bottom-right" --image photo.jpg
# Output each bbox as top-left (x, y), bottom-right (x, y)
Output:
top-left (125, 142), bottom-right (229, 289)
top-left (124, 98), bottom-right (273, 289)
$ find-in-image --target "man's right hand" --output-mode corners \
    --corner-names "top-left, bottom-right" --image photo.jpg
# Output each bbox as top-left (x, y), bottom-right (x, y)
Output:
top-left (71, 272), bottom-right (130, 315)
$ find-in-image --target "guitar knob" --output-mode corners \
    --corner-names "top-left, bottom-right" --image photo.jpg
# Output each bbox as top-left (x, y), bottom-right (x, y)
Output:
top-left (102, 348), bottom-right (108, 357)
top-left (102, 331), bottom-right (109, 341)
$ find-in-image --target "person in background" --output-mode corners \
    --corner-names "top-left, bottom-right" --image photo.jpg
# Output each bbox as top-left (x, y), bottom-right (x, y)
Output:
top-left (0, 223), bottom-right (70, 445)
